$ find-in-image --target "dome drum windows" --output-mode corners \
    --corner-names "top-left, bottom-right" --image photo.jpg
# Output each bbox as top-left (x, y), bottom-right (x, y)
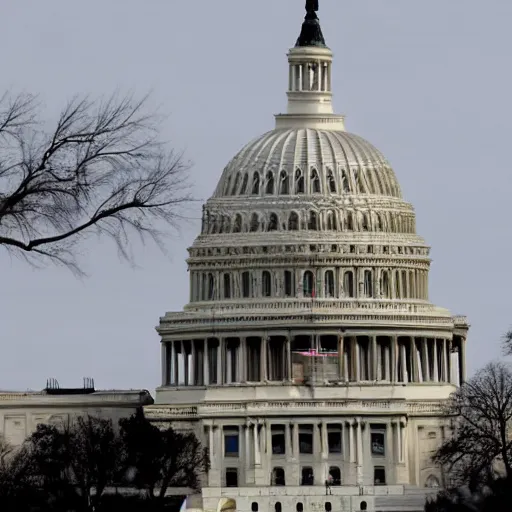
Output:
top-left (265, 171), bottom-right (275, 195)
top-left (252, 172), bottom-right (261, 195)
top-left (295, 169), bottom-right (305, 194)
top-left (311, 168), bottom-right (321, 194)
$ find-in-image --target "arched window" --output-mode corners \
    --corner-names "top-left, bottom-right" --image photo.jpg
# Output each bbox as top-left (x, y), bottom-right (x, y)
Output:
top-left (325, 270), bottom-right (335, 298)
top-left (240, 173), bottom-right (249, 194)
top-left (364, 270), bottom-right (373, 298)
top-left (288, 212), bottom-right (299, 231)
top-left (328, 466), bottom-right (341, 486)
top-left (326, 211), bottom-right (336, 230)
top-left (303, 271), bottom-right (315, 298)
top-left (233, 214), bottom-right (242, 233)
top-left (210, 215), bottom-right (218, 234)
top-left (327, 169), bottom-right (336, 193)
top-left (262, 271), bottom-right (272, 297)
top-left (250, 213), bottom-right (259, 232)
top-left (272, 467), bottom-right (285, 486)
top-left (275, 503), bottom-right (282, 512)
top-left (242, 271), bottom-right (251, 298)
top-left (223, 273), bottom-right (231, 299)
top-left (344, 271), bottom-right (355, 298)
top-left (252, 503), bottom-right (259, 512)
top-left (268, 213), bottom-right (279, 231)
top-left (295, 169), bottom-right (304, 194)
top-left (311, 168), bottom-right (321, 193)
top-left (301, 467), bottom-right (314, 486)
top-left (325, 503), bottom-right (332, 512)
top-left (341, 169), bottom-right (350, 193)
top-left (375, 213), bottom-right (382, 232)
top-left (252, 172), bottom-right (260, 195)
top-left (223, 216), bottom-right (231, 233)
top-left (231, 172), bottom-right (241, 195)
top-left (297, 504), bottom-right (303, 512)
top-left (265, 171), bottom-right (275, 195)
top-left (279, 170), bottom-right (289, 194)
top-left (284, 270), bottom-right (295, 297)
top-left (207, 273), bottom-right (215, 300)
top-left (308, 211), bottom-right (318, 230)
top-left (360, 502), bottom-right (367, 511)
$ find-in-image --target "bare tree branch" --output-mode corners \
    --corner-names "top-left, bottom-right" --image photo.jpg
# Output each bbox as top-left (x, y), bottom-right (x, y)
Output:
top-left (0, 92), bottom-right (193, 274)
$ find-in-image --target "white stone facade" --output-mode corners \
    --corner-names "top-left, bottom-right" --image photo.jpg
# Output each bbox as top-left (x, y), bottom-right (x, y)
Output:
top-left (149, 5), bottom-right (468, 512)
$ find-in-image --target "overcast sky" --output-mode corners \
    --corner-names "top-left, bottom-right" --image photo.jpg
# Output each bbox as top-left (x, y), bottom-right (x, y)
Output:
top-left (1, 0), bottom-right (510, 392)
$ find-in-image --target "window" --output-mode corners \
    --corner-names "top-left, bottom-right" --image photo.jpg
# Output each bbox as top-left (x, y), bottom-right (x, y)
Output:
top-left (326, 211), bottom-right (337, 230)
top-left (295, 169), bottom-right (304, 194)
top-left (341, 169), bottom-right (350, 193)
top-left (371, 431), bottom-right (385, 456)
top-left (272, 427), bottom-right (286, 454)
top-left (311, 168), bottom-right (321, 193)
top-left (262, 271), bottom-right (272, 297)
top-left (280, 171), bottom-right (289, 194)
top-left (275, 503), bottom-right (282, 512)
top-left (308, 211), bottom-right (318, 230)
top-left (268, 213), bottom-right (279, 231)
top-left (224, 429), bottom-right (239, 457)
top-left (325, 503), bottom-right (332, 512)
top-left (231, 172), bottom-right (241, 196)
top-left (297, 504), bottom-right (303, 512)
top-left (252, 173), bottom-right (260, 195)
top-left (346, 211), bottom-right (354, 230)
top-left (240, 173), bottom-right (249, 194)
top-left (207, 273), bottom-right (215, 300)
top-left (325, 270), bottom-right (335, 298)
top-left (364, 270), bottom-right (373, 298)
top-left (242, 271), bottom-right (251, 298)
top-left (252, 503), bottom-right (259, 512)
top-left (303, 271), bottom-right (314, 298)
top-left (301, 467), bottom-right (314, 485)
top-left (250, 213), bottom-right (259, 232)
top-left (327, 169), bottom-right (336, 193)
top-left (374, 466), bottom-right (386, 485)
top-left (223, 273), bottom-right (231, 299)
top-left (225, 468), bottom-right (238, 487)
top-left (284, 271), bottom-right (295, 297)
top-left (344, 271), bottom-right (355, 298)
top-left (299, 426), bottom-right (313, 454)
top-left (328, 429), bottom-right (342, 453)
top-left (360, 502), bottom-right (368, 511)
top-left (272, 467), bottom-right (286, 486)
top-left (288, 212), bottom-right (299, 231)
top-left (328, 466), bottom-right (341, 486)
top-left (266, 171), bottom-right (275, 195)
top-left (425, 475), bottom-right (440, 488)
top-left (233, 214), bottom-right (242, 233)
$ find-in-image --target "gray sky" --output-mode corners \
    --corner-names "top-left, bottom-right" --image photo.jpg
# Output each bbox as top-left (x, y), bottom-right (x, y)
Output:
top-left (1, 0), bottom-right (510, 392)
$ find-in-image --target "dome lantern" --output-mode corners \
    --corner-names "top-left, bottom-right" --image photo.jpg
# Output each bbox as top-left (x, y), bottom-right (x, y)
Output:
top-left (275, 0), bottom-right (346, 131)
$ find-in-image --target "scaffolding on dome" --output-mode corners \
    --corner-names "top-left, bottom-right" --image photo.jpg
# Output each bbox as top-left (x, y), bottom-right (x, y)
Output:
top-left (292, 349), bottom-right (340, 385)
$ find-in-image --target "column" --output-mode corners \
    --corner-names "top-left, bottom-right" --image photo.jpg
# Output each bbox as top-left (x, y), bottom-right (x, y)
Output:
top-left (203, 339), bottom-right (210, 386)
top-left (217, 338), bottom-right (224, 385)
top-left (400, 419), bottom-right (406, 463)
top-left (254, 423), bottom-right (261, 466)
top-left (390, 336), bottom-right (397, 383)
top-left (190, 340), bottom-right (196, 386)
top-left (161, 343), bottom-right (168, 386)
top-left (348, 421), bottom-right (355, 463)
top-left (354, 338), bottom-right (361, 381)
top-left (371, 336), bottom-right (378, 380)
top-left (286, 337), bottom-right (292, 381)
top-left (208, 424), bottom-right (216, 469)
top-left (448, 339), bottom-right (453, 384)
top-left (239, 338), bottom-right (246, 383)
top-left (422, 339), bottom-right (429, 382)
top-left (338, 335), bottom-right (345, 380)
top-left (291, 65), bottom-right (296, 91)
top-left (321, 421), bottom-right (328, 459)
top-left (384, 343), bottom-right (391, 381)
top-left (433, 339), bottom-right (439, 382)
top-left (183, 341), bottom-right (189, 386)
top-left (459, 337), bottom-right (467, 384)
top-left (260, 337), bottom-right (268, 382)
top-left (173, 341), bottom-right (179, 385)
top-left (400, 343), bottom-right (408, 383)
top-left (356, 419), bottom-right (363, 485)
top-left (298, 64), bottom-right (303, 91)
top-left (285, 422), bottom-right (292, 460)
top-left (442, 339), bottom-right (448, 383)
top-left (411, 337), bottom-right (418, 383)
top-left (245, 421), bottom-right (251, 465)
top-left (265, 421), bottom-right (272, 457)
top-left (395, 420), bottom-right (402, 463)
top-left (292, 422), bottom-right (299, 460)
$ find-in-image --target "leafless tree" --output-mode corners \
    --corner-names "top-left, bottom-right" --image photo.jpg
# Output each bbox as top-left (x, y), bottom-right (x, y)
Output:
top-left (0, 92), bottom-right (192, 274)
top-left (433, 361), bottom-right (512, 487)
top-left (502, 330), bottom-right (512, 356)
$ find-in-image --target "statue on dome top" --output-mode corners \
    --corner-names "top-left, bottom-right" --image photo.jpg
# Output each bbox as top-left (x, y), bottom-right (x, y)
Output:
top-left (306, 0), bottom-right (319, 12)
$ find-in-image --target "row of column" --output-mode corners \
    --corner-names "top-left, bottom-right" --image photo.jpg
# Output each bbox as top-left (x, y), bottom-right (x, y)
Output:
top-left (162, 335), bottom-right (466, 387)
top-left (290, 61), bottom-right (331, 93)
top-left (190, 266), bottom-right (430, 302)
top-left (205, 417), bottom-right (407, 486)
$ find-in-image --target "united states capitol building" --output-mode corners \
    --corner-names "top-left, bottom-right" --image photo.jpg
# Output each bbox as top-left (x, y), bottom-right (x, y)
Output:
top-left (0, 3), bottom-right (469, 512)
top-left (145, 3), bottom-right (469, 512)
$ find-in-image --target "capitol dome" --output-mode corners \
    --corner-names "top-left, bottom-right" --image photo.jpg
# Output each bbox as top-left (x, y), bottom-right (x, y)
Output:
top-left (213, 128), bottom-right (402, 199)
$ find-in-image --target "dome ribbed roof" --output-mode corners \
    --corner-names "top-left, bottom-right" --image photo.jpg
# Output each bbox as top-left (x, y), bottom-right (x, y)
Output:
top-left (214, 128), bottom-right (402, 199)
